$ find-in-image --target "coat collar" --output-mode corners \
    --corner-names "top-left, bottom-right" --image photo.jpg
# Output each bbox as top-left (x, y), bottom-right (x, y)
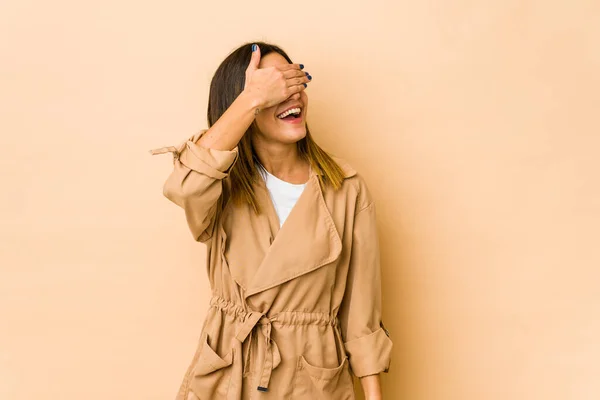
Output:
top-left (230, 158), bottom-right (355, 300)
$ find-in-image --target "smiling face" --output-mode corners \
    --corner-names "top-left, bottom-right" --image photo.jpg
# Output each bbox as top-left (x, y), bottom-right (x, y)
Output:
top-left (253, 52), bottom-right (309, 145)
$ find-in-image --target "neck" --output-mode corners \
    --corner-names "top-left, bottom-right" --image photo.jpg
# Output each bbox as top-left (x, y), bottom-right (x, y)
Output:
top-left (253, 139), bottom-right (309, 184)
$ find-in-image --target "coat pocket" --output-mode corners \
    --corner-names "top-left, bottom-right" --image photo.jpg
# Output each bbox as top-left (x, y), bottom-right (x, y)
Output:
top-left (293, 354), bottom-right (355, 400)
top-left (188, 331), bottom-right (234, 399)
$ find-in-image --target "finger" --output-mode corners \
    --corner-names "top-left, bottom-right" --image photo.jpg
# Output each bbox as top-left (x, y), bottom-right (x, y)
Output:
top-left (282, 69), bottom-right (309, 79)
top-left (278, 63), bottom-right (304, 72)
top-left (286, 75), bottom-right (310, 87)
top-left (247, 44), bottom-right (261, 71)
top-left (286, 83), bottom-right (307, 96)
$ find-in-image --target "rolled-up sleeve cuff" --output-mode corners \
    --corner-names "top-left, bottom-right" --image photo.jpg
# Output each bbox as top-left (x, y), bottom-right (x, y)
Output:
top-left (180, 140), bottom-right (238, 180)
top-left (149, 130), bottom-right (239, 179)
top-left (344, 326), bottom-right (393, 378)
top-left (175, 129), bottom-right (238, 179)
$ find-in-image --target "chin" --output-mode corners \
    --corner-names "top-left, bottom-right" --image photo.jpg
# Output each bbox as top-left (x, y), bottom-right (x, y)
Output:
top-left (280, 126), bottom-right (307, 144)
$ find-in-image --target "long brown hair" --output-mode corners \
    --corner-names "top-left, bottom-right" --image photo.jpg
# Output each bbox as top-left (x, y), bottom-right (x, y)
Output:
top-left (207, 41), bottom-right (346, 214)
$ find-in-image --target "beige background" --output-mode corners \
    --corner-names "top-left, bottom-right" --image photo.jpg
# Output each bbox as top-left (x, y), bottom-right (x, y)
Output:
top-left (1, 0), bottom-right (599, 399)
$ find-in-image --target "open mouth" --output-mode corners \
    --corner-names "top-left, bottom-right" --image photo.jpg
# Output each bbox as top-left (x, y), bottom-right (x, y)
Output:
top-left (276, 107), bottom-right (302, 122)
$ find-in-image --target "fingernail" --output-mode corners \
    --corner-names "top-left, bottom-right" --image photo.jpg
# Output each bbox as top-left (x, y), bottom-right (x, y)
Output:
top-left (300, 64), bottom-right (304, 69)
top-left (305, 72), bottom-right (309, 75)
top-left (252, 44), bottom-right (257, 52)
top-left (307, 75), bottom-right (312, 80)
top-left (304, 83), bottom-right (307, 87)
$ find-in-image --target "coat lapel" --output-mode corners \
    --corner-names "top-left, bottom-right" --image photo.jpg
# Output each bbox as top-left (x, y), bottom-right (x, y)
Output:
top-left (243, 158), bottom-right (355, 299)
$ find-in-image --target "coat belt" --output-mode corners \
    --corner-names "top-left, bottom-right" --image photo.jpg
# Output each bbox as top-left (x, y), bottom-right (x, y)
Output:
top-left (234, 310), bottom-right (282, 392)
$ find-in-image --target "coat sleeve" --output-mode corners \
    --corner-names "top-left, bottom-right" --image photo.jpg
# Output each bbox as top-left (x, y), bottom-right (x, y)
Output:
top-left (338, 198), bottom-right (393, 378)
top-left (149, 129), bottom-right (239, 243)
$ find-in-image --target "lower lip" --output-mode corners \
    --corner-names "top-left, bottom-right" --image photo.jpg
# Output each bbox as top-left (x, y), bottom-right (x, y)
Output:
top-left (278, 113), bottom-right (303, 124)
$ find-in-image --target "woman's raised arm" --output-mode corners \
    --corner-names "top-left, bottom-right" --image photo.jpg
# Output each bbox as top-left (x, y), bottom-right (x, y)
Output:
top-left (149, 44), bottom-right (309, 242)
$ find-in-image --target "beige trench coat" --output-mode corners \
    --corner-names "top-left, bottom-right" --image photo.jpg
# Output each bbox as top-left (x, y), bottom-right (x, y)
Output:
top-left (150, 129), bottom-right (393, 400)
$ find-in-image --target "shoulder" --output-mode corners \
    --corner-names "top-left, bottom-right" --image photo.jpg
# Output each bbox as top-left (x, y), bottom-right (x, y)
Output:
top-left (329, 155), bottom-right (374, 211)
top-left (330, 154), bottom-right (357, 179)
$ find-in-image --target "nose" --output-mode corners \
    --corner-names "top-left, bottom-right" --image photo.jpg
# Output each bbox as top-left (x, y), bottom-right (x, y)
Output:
top-left (289, 92), bottom-right (301, 101)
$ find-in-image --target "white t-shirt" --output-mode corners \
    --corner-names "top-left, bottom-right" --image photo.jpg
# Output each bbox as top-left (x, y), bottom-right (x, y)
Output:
top-left (257, 163), bottom-right (307, 227)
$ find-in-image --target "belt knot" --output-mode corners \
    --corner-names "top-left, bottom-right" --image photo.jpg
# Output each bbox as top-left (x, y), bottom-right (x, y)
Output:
top-left (235, 310), bottom-right (281, 392)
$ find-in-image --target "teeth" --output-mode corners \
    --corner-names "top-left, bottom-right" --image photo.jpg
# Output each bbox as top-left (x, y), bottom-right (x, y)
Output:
top-left (277, 107), bottom-right (301, 119)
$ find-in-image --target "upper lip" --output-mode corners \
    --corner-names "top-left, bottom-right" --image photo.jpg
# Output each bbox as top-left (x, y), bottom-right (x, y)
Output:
top-left (277, 103), bottom-right (303, 117)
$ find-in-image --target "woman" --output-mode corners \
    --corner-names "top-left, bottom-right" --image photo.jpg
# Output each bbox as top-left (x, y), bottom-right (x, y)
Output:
top-left (150, 42), bottom-right (393, 400)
